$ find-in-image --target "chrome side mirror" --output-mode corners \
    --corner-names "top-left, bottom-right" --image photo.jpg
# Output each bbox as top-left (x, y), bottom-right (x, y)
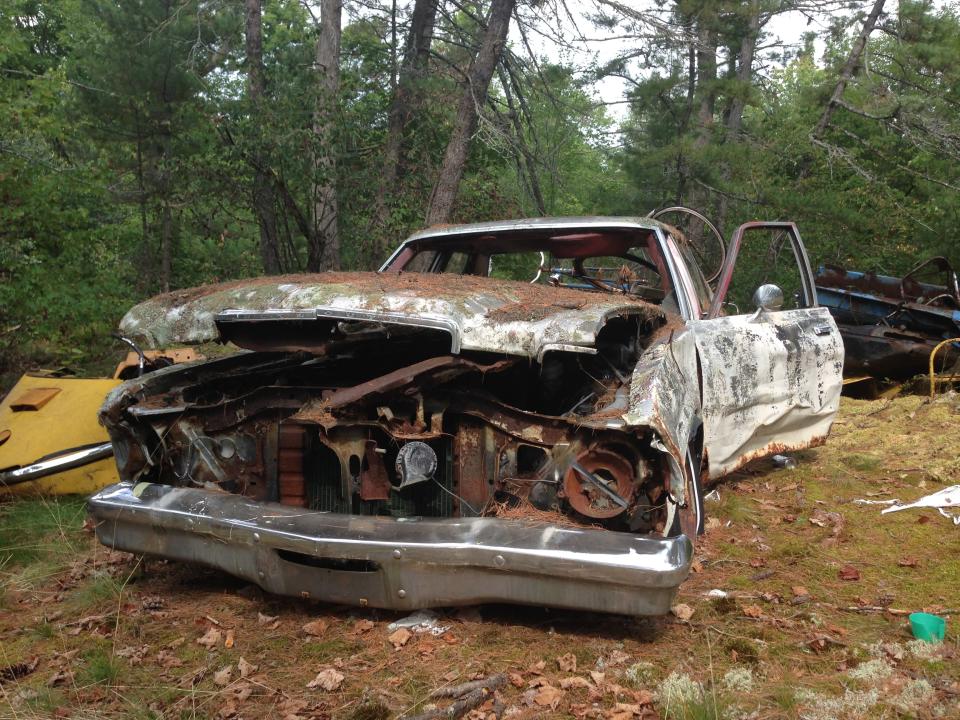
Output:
top-left (753, 284), bottom-right (784, 312)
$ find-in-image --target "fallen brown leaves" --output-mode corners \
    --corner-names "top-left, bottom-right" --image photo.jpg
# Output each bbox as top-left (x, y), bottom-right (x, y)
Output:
top-left (533, 683), bottom-right (564, 709)
top-left (257, 612), bottom-right (280, 629)
top-left (197, 627), bottom-right (223, 648)
top-left (742, 604), bottom-right (764, 619)
top-left (560, 676), bottom-right (592, 690)
top-left (238, 657), bottom-right (258, 678)
top-left (156, 649), bottom-right (183, 668)
top-left (301, 619), bottom-right (329, 637)
top-left (388, 627), bottom-right (413, 649)
top-left (838, 565), bottom-right (861, 581)
top-left (306, 668), bottom-right (344, 691)
top-left (213, 665), bottom-right (233, 687)
top-left (352, 619), bottom-right (375, 634)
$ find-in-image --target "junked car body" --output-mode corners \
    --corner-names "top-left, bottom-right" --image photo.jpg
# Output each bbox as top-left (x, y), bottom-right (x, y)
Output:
top-left (816, 257), bottom-right (960, 380)
top-left (88, 216), bottom-right (843, 616)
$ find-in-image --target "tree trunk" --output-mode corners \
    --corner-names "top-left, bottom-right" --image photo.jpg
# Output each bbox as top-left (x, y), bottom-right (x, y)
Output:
top-left (425, 0), bottom-right (516, 226)
top-left (812, 0), bottom-right (886, 140)
top-left (371, 0), bottom-right (438, 257)
top-left (244, 0), bottom-right (282, 274)
top-left (725, 0), bottom-right (760, 136)
top-left (160, 199), bottom-right (173, 293)
top-left (499, 63), bottom-right (546, 215)
top-left (309, 0), bottom-right (341, 272)
top-left (694, 8), bottom-right (717, 148)
top-left (676, 39), bottom-right (697, 202)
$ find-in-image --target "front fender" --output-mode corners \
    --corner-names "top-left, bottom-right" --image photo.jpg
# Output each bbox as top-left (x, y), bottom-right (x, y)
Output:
top-left (623, 327), bottom-right (701, 503)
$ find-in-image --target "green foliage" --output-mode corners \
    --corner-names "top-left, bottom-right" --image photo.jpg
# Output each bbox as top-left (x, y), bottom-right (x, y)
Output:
top-left (622, 0), bottom-right (960, 278)
top-left (2, 0), bottom-right (960, 384)
top-left (80, 644), bottom-right (123, 685)
top-left (0, 495), bottom-right (86, 568)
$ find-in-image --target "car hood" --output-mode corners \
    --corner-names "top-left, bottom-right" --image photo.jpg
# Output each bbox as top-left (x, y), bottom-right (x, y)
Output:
top-left (119, 272), bottom-right (664, 359)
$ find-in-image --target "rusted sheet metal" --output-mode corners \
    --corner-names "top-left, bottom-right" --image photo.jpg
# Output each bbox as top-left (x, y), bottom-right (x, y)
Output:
top-left (452, 423), bottom-right (490, 516)
top-left (692, 307), bottom-right (843, 478)
top-left (360, 441), bottom-right (391, 501)
top-left (816, 261), bottom-right (960, 380)
top-left (840, 324), bottom-right (946, 380)
top-left (295, 356), bottom-right (515, 419)
top-left (278, 425), bottom-right (307, 507)
top-left (816, 258), bottom-right (960, 308)
top-left (623, 329), bottom-right (699, 503)
top-left (119, 272), bottom-right (663, 360)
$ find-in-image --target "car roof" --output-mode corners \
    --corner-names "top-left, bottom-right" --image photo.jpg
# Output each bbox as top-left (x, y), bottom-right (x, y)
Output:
top-left (403, 216), bottom-right (670, 243)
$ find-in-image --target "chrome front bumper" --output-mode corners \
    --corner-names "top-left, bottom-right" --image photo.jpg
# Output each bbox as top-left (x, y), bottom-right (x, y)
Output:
top-left (88, 482), bottom-right (693, 616)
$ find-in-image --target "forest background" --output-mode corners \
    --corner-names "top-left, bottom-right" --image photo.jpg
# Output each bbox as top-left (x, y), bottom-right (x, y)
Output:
top-left (2, 0), bottom-right (959, 387)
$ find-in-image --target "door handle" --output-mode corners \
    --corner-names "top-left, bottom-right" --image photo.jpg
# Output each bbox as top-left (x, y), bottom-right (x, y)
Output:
top-left (813, 323), bottom-right (832, 336)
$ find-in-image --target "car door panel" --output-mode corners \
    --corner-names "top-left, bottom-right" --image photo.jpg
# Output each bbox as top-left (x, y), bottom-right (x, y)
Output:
top-left (691, 221), bottom-right (844, 479)
top-left (693, 307), bottom-right (843, 478)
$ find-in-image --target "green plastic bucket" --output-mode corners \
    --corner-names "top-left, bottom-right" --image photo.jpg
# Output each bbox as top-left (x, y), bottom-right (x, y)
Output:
top-left (909, 612), bottom-right (946, 643)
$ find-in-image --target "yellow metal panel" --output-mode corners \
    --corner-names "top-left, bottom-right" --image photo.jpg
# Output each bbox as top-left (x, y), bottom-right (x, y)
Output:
top-left (5, 457), bottom-right (119, 496)
top-left (0, 374), bottom-right (121, 496)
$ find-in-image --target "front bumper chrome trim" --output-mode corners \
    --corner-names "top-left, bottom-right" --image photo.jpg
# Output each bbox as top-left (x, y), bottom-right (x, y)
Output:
top-left (88, 482), bottom-right (693, 616)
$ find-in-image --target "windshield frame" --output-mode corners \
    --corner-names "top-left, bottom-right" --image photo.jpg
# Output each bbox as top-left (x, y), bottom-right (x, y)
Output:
top-left (381, 220), bottom-right (696, 320)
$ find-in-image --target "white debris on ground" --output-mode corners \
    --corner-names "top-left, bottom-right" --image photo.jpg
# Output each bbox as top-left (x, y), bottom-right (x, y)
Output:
top-left (386, 609), bottom-right (450, 636)
top-left (855, 484), bottom-right (960, 524)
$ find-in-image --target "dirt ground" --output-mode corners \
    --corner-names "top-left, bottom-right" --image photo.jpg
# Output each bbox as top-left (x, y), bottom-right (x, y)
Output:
top-left (1, 394), bottom-right (958, 720)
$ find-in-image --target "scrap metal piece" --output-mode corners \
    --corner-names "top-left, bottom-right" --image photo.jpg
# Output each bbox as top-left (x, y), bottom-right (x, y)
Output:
top-left (816, 260), bottom-right (960, 380)
top-left (1, 442), bottom-right (113, 487)
top-left (395, 441), bottom-right (437, 491)
top-left (360, 441), bottom-right (391, 501)
top-left (929, 337), bottom-right (960, 398)
top-left (880, 485), bottom-right (960, 525)
top-left (10, 387), bottom-right (61, 411)
top-left (277, 425), bottom-right (307, 507)
top-left (563, 451), bottom-right (632, 519)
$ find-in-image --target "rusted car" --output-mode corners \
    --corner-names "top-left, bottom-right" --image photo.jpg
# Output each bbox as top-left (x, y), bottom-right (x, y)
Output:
top-left (88, 217), bottom-right (843, 616)
top-left (816, 257), bottom-right (960, 380)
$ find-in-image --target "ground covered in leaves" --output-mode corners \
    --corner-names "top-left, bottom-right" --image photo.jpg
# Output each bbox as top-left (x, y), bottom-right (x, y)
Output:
top-left (1, 394), bottom-right (959, 719)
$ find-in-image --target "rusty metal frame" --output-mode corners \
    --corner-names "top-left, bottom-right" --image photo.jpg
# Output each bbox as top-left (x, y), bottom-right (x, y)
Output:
top-left (707, 222), bottom-right (818, 319)
top-left (928, 337), bottom-right (960, 398)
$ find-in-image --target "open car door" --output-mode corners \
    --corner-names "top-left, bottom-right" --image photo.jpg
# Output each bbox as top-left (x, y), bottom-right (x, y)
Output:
top-left (691, 222), bottom-right (843, 478)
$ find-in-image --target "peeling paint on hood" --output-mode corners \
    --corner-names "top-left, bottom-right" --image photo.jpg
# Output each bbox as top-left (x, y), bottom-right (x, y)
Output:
top-left (119, 272), bottom-right (665, 359)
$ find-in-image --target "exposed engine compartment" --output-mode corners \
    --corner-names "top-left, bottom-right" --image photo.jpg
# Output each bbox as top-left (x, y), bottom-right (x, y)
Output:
top-left (102, 314), bottom-right (679, 533)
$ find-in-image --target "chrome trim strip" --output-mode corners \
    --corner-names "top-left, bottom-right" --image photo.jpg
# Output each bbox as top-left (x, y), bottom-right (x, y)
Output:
top-left (89, 482), bottom-right (692, 616)
top-left (380, 216), bottom-right (671, 271)
top-left (536, 343), bottom-right (598, 364)
top-left (655, 228), bottom-right (695, 321)
top-left (1, 442), bottom-right (114, 487)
